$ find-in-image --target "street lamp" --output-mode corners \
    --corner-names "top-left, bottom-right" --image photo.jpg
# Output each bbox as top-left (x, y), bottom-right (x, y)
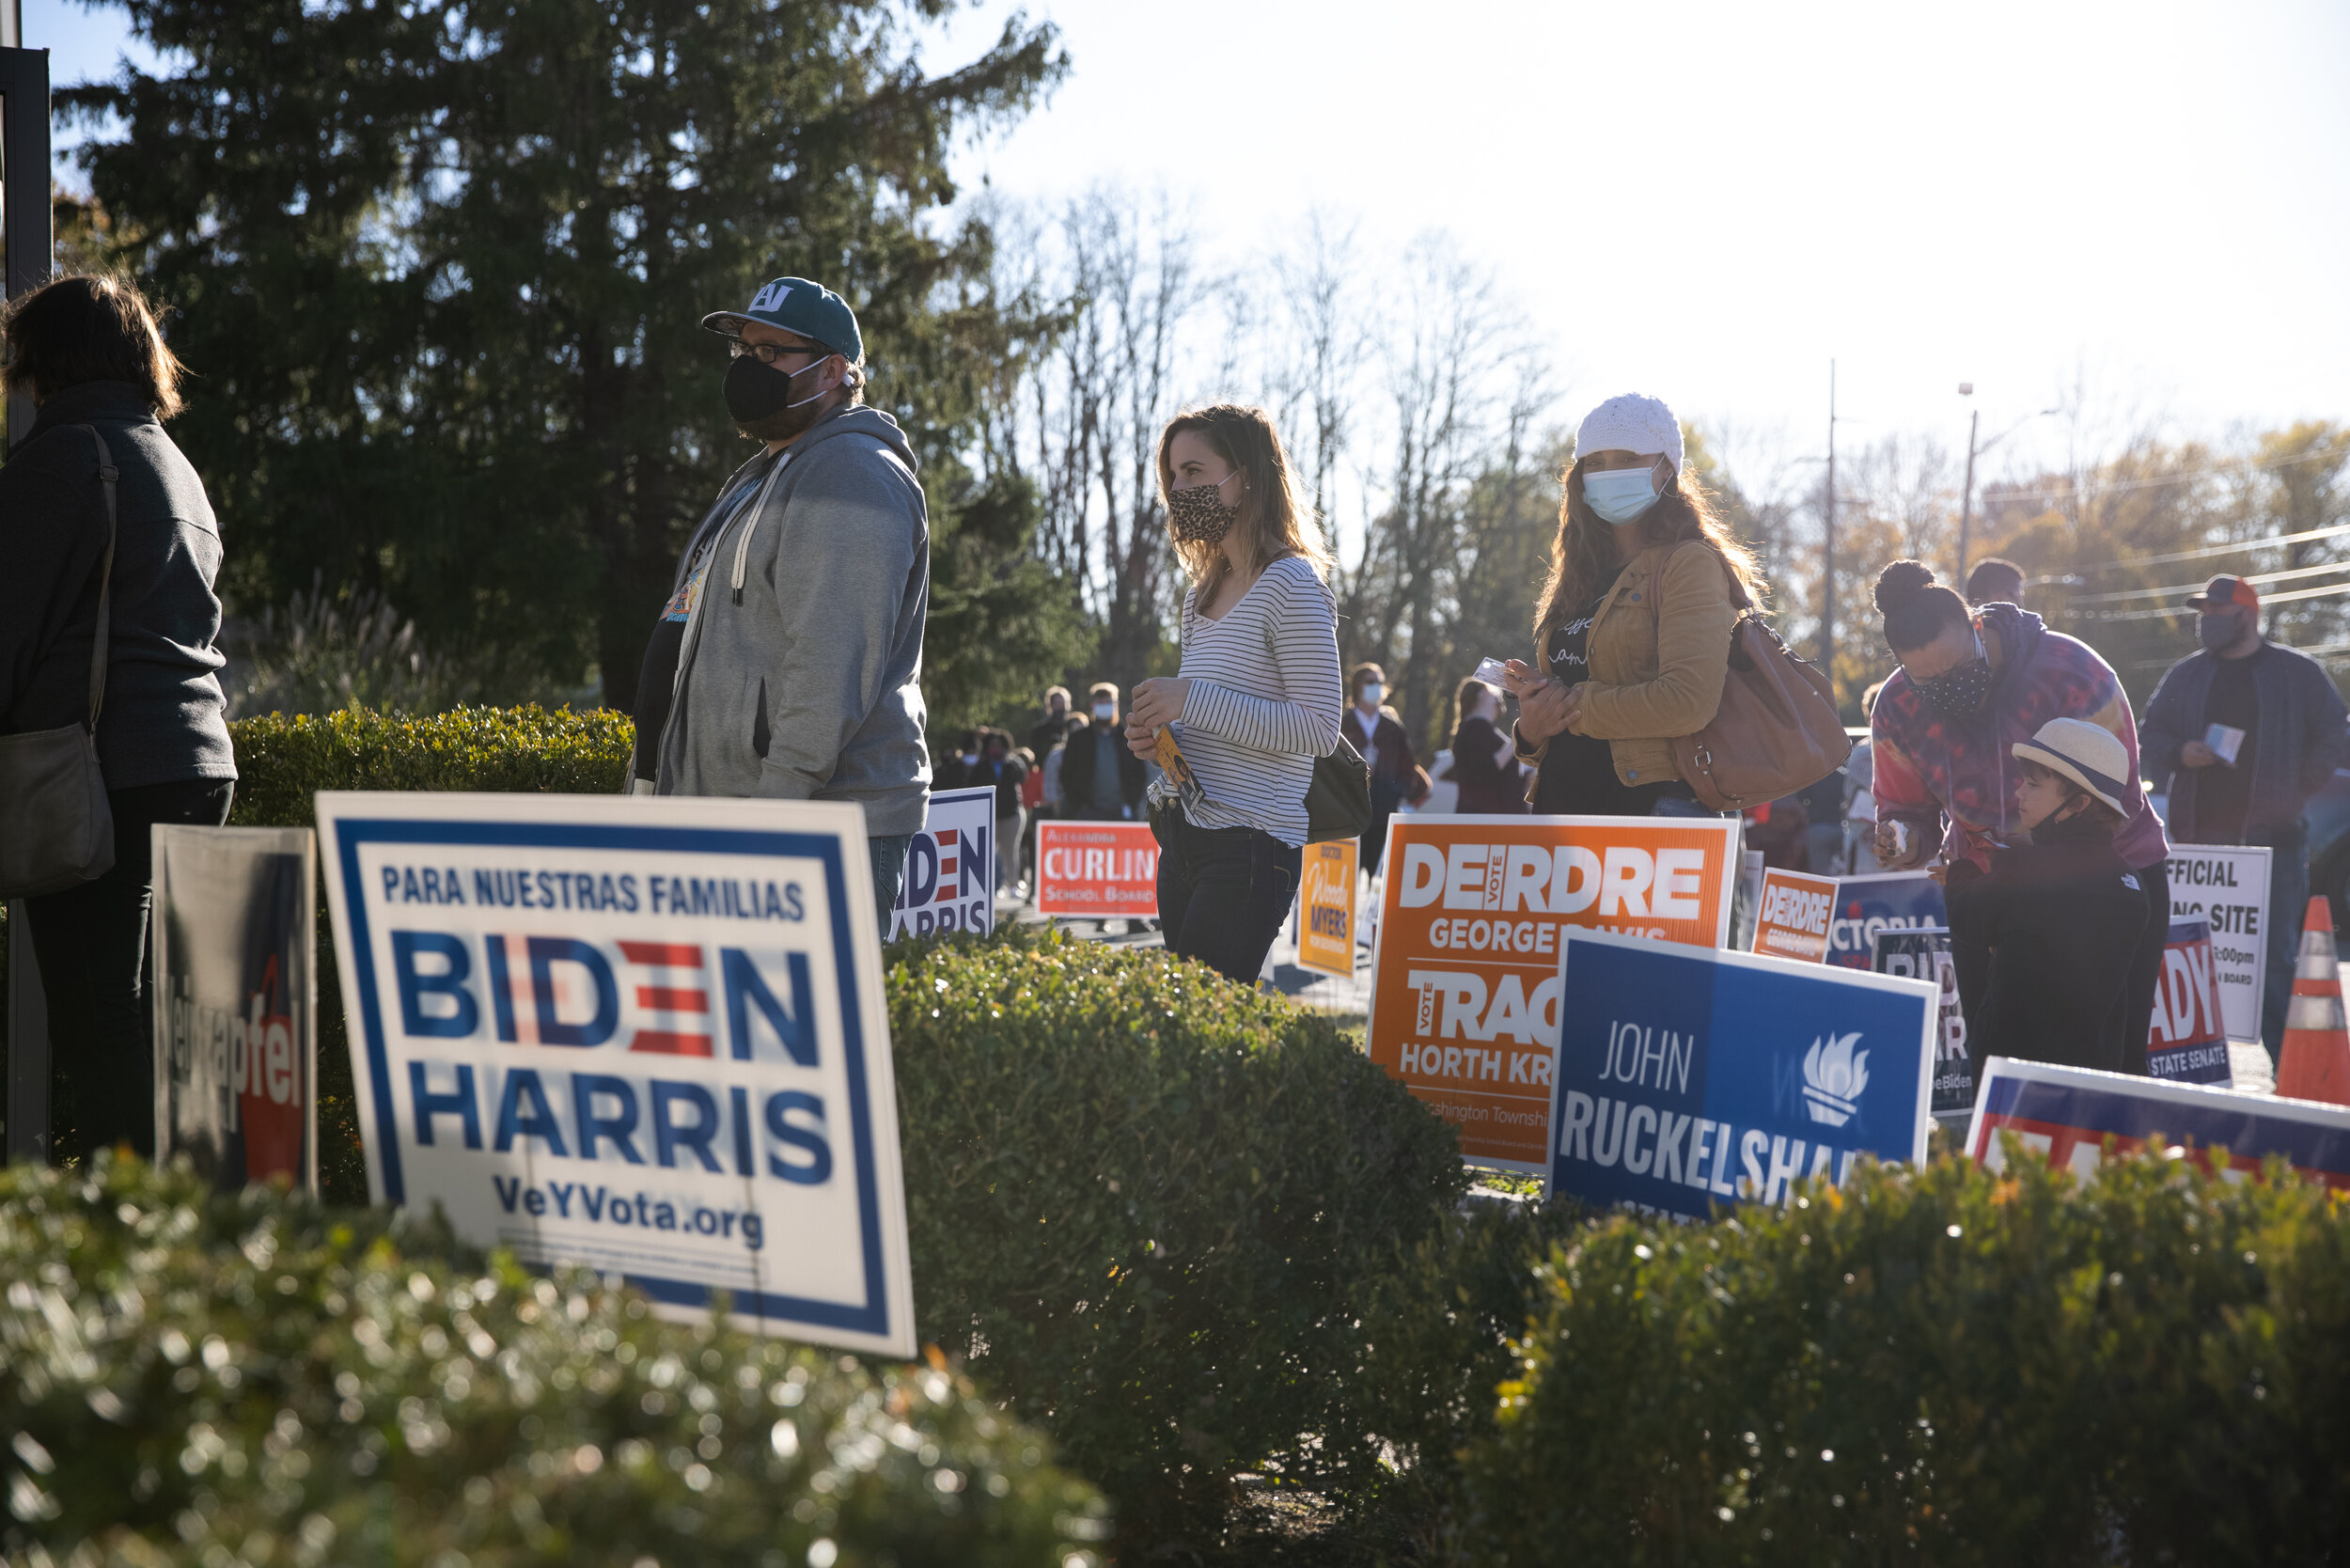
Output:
top-left (1954, 385), bottom-right (2059, 580)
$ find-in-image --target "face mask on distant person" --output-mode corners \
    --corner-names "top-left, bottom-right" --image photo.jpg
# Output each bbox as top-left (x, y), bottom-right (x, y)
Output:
top-left (1583, 464), bottom-right (1665, 525)
top-left (1167, 469), bottom-right (1242, 542)
top-left (723, 351), bottom-right (830, 425)
top-left (1911, 631), bottom-right (1995, 717)
top-left (1093, 701), bottom-right (1116, 722)
top-left (2198, 610), bottom-right (2246, 651)
top-left (1358, 683), bottom-right (1384, 708)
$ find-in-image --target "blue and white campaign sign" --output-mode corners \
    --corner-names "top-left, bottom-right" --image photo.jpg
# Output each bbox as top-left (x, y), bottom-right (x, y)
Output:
top-left (889, 785), bottom-right (996, 941)
top-left (1547, 930), bottom-right (1937, 1217)
top-left (1967, 1056), bottom-right (2350, 1190)
top-left (317, 792), bottom-right (915, 1356)
top-left (1826, 870), bottom-right (1949, 970)
top-left (1872, 927), bottom-right (1972, 1120)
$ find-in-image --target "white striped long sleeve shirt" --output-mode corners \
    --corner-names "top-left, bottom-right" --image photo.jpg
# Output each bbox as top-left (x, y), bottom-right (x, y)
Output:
top-left (1168, 555), bottom-right (1343, 847)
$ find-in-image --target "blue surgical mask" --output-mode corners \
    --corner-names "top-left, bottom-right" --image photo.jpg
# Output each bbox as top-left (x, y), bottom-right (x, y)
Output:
top-left (1583, 465), bottom-right (1663, 525)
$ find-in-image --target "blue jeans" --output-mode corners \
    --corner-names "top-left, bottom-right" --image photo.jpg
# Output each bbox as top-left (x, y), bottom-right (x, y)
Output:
top-left (2252, 822), bottom-right (2310, 1061)
top-left (870, 833), bottom-right (914, 943)
top-left (1152, 808), bottom-right (1301, 985)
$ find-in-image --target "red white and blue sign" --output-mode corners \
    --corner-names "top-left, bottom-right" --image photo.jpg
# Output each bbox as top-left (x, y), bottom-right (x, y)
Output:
top-left (889, 786), bottom-right (995, 941)
top-left (1545, 930), bottom-right (1937, 1218)
top-left (317, 792), bottom-right (915, 1356)
top-left (1966, 1056), bottom-right (2350, 1189)
top-left (2146, 917), bottom-right (2233, 1086)
top-left (1826, 870), bottom-right (1948, 970)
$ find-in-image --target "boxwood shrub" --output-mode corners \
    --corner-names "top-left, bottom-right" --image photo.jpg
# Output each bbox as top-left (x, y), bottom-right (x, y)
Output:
top-left (1453, 1145), bottom-right (2350, 1565)
top-left (0, 1156), bottom-right (1106, 1565)
top-left (887, 925), bottom-right (1471, 1552)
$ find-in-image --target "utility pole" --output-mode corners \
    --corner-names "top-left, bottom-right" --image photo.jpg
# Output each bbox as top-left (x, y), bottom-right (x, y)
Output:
top-left (1957, 386), bottom-right (1981, 579)
top-left (0, 0), bottom-right (18, 48)
top-left (1820, 360), bottom-right (1837, 709)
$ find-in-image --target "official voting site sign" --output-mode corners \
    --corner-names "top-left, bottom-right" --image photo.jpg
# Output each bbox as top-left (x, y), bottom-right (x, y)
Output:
top-left (1966, 1056), bottom-right (2350, 1190)
top-left (1367, 814), bottom-right (1739, 1172)
top-left (1826, 870), bottom-right (1948, 970)
top-left (1296, 836), bottom-right (1359, 980)
top-left (2147, 917), bottom-right (2232, 1086)
top-left (889, 786), bottom-right (995, 940)
top-left (2165, 843), bottom-right (2272, 1043)
top-left (1872, 927), bottom-right (1972, 1119)
top-left (317, 792), bottom-right (915, 1356)
top-left (1752, 868), bottom-right (1838, 963)
top-left (1547, 931), bottom-right (1936, 1217)
top-left (151, 825), bottom-right (319, 1192)
top-left (1035, 820), bottom-right (1159, 918)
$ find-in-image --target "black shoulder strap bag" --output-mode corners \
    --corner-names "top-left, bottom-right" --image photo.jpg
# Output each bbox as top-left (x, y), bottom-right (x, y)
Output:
top-left (0, 426), bottom-right (123, 898)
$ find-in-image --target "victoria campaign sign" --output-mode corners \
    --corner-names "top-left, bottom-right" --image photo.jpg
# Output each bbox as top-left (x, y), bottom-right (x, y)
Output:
top-left (317, 792), bottom-right (916, 1356)
top-left (1366, 815), bottom-right (1739, 1172)
top-left (1548, 931), bottom-right (1937, 1216)
top-left (889, 786), bottom-right (996, 940)
top-left (1826, 870), bottom-right (1949, 969)
top-left (1967, 1056), bottom-right (2350, 1189)
top-left (151, 825), bottom-right (319, 1191)
top-left (2164, 844), bottom-right (2272, 1043)
top-left (1035, 820), bottom-right (1159, 918)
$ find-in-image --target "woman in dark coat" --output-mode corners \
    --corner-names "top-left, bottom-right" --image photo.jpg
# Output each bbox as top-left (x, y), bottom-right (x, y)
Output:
top-left (1, 275), bottom-right (237, 1157)
top-left (1448, 676), bottom-right (1527, 815)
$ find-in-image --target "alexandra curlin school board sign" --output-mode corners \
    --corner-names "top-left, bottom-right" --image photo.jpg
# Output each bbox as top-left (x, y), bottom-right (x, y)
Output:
top-left (318, 792), bottom-right (916, 1357)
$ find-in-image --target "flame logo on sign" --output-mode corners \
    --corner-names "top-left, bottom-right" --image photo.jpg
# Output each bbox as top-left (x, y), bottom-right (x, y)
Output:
top-left (1801, 1031), bottom-right (1870, 1126)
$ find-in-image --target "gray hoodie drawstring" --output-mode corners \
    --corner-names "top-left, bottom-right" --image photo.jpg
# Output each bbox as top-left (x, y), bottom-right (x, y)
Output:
top-left (731, 449), bottom-right (795, 605)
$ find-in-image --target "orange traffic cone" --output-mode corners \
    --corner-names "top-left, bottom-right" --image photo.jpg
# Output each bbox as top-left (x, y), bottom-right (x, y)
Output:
top-left (2275, 896), bottom-right (2350, 1105)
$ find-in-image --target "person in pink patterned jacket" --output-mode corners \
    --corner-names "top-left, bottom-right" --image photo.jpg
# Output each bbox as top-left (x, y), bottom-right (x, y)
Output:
top-left (1867, 559), bottom-right (2170, 1076)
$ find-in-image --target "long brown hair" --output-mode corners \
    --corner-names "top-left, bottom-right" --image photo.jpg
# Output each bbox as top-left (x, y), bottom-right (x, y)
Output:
top-left (1155, 404), bottom-right (1333, 588)
top-left (1533, 458), bottom-right (1764, 645)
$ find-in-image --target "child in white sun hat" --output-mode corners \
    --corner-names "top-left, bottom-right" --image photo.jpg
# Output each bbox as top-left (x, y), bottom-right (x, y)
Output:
top-left (1964, 718), bottom-right (2152, 1076)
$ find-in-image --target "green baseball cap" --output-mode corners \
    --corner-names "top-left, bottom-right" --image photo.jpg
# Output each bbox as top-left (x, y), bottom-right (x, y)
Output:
top-left (700, 276), bottom-right (863, 364)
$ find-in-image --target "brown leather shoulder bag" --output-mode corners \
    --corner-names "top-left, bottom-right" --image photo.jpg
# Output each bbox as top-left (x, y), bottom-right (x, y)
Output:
top-left (1650, 540), bottom-right (1851, 811)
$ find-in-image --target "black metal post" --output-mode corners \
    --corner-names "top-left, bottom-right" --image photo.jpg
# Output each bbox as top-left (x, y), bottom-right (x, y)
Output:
top-left (3, 42), bottom-right (53, 450)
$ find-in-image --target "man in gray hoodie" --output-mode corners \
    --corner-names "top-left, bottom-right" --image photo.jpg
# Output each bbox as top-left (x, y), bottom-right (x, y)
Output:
top-left (641, 275), bottom-right (932, 933)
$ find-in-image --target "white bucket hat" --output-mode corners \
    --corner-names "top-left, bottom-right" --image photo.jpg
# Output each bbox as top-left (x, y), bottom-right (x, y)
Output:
top-left (2013, 717), bottom-right (2131, 815)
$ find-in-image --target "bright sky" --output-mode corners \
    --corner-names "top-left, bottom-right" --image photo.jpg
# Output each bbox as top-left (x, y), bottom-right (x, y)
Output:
top-left (24, 0), bottom-right (2350, 484)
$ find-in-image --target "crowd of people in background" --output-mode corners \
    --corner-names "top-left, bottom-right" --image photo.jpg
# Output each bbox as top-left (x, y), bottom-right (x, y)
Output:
top-left (10, 261), bottom-right (2349, 1159)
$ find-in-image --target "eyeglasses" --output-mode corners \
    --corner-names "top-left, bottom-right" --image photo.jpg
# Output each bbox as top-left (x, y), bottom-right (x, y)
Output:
top-left (728, 339), bottom-right (832, 367)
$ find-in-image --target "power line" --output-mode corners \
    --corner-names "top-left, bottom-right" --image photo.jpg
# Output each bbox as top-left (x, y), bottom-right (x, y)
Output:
top-left (2051, 521), bottom-right (2350, 580)
top-left (2079, 577), bottom-right (2350, 622)
top-left (2071, 553), bottom-right (2350, 605)
top-left (1980, 442), bottom-right (2349, 510)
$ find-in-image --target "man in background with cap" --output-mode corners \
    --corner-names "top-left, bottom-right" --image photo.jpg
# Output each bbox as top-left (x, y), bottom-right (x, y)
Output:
top-left (629, 275), bottom-right (932, 933)
top-left (2142, 573), bottom-right (2349, 1059)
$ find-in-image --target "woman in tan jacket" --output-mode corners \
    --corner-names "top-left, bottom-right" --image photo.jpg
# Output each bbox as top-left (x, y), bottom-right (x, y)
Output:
top-left (1503, 393), bottom-right (1763, 815)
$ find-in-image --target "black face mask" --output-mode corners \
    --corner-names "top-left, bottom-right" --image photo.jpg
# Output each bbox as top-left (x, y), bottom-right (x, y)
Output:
top-left (2197, 610), bottom-right (2246, 651)
top-left (723, 354), bottom-right (819, 423)
top-left (1912, 634), bottom-right (1995, 717)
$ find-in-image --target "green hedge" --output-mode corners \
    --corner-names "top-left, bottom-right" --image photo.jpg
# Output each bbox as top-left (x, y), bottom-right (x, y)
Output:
top-left (226, 704), bottom-right (634, 829)
top-left (889, 926), bottom-right (1471, 1552)
top-left (0, 1156), bottom-right (1105, 1565)
top-left (223, 706), bottom-right (634, 1198)
top-left (1454, 1145), bottom-right (2350, 1565)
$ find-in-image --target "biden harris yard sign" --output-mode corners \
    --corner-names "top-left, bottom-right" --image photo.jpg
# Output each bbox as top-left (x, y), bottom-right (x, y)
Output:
top-left (318, 792), bottom-right (915, 1356)
top-left (1547, 930), bottom-right (1937, 1217)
